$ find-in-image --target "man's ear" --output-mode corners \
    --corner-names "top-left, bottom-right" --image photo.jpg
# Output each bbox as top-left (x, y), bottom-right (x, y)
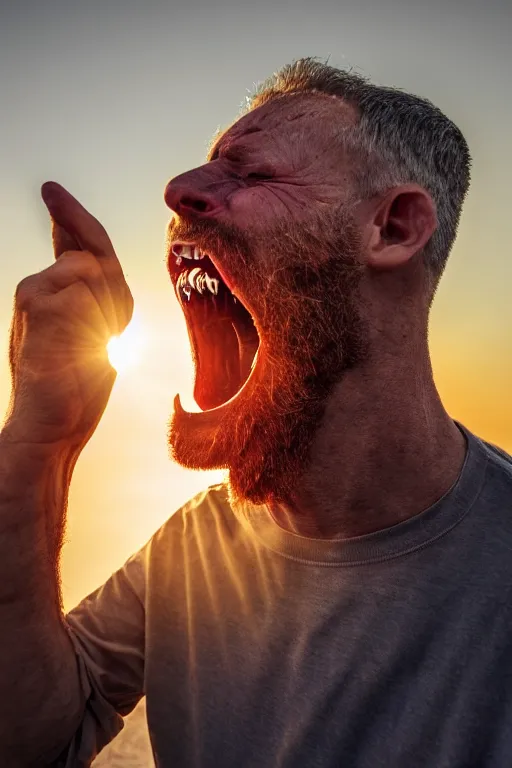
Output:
top-left (365, 184), bottom-right (437, 271)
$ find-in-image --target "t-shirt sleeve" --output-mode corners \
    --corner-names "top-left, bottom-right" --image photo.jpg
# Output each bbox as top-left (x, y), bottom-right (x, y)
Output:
top-left (58, 547), bottom-right (147, 766)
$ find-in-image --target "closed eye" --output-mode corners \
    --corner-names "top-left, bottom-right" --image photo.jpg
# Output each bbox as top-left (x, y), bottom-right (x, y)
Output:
top-left (246, 171), bottom-right (272, 181)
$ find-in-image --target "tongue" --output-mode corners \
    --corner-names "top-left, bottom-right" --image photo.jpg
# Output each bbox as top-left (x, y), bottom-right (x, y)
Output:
top-left (192, 316), bottom-right (241, 410)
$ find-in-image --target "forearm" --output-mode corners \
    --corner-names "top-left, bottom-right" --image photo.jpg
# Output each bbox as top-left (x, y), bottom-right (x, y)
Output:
top-left (0, 423), bottom-right (84, 765)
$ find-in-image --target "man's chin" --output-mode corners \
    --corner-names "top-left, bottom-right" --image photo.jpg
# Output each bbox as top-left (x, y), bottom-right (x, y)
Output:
top-left (167, 369), bottom-right (320, 507)
top-left (168, 395), bottom-right (229, 472)
top-left (169, 412), bottom-right (278, 506)
top-left (168, 387), bottom-right (275, 505)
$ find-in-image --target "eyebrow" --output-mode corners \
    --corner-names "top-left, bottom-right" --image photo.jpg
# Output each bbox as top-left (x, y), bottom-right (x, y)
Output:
top-left (208, 125), bottom-right (263, 162)
top-left (207, 128), bottom-right (224, 161)
top-left (208, 140), bottom-right (250, 164)
top-left (208, 142), bottom-right (222, 161)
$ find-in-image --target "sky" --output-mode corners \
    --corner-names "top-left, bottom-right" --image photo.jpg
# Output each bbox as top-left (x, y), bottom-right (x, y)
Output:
top-left (0, 0), bottom-right (511, 616)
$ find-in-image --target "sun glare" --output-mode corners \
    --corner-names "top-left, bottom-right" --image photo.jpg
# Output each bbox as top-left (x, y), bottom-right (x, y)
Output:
top-left (107, 312), bottom-right (145, 374)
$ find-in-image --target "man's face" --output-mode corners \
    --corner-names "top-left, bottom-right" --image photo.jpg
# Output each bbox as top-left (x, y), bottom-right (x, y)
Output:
top-left (164, 94), bottom-right (369, 505)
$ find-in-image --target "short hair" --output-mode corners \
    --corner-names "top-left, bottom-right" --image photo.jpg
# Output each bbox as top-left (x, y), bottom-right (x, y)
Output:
top-left (249, 58), bottom-right (472, 281)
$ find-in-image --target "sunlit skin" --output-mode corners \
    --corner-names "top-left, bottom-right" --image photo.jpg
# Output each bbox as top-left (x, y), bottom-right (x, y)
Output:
top-left (165, 92), bottom-right (466, 538)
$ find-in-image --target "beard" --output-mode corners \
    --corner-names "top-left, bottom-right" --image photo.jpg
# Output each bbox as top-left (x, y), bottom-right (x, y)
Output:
top-left (168, 202), bottom-right (369, 506)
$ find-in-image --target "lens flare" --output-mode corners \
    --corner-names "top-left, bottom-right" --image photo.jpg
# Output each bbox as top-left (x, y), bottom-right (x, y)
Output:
top-left (107, 312), bottom-right (145, 374)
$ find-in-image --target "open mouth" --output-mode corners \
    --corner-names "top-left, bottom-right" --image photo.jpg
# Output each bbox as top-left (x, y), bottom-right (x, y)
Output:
top-left (169, 241), bottom-right (260, 411)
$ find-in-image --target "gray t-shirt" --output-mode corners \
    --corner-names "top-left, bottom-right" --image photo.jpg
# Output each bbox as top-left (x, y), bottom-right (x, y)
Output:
top-left (63, 422), bottom-right (512, 767)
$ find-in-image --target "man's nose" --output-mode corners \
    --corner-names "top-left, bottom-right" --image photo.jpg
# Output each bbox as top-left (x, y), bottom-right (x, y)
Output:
top-left (164, 168), bottom-right (222, 218)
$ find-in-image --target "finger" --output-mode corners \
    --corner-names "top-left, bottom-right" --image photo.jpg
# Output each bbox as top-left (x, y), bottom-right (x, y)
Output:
top-left (41, 182), bottom-right (133, 328)
top-left (52, 219), bottom-right (81, 261)
top-left (41, 181), bottom-right (118, 263)
top-left (18, 251), bottom-right (120, 336)
top-left (47, 250), bottom-right (120, 335)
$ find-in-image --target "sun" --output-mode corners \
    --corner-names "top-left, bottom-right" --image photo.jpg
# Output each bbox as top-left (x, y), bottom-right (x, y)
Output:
top-left (107, 311), bottom-right (145, 374)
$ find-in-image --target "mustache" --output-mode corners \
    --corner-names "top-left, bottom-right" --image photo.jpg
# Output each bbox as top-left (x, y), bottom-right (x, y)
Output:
top-left (166, 217), bottom-right (252, 263)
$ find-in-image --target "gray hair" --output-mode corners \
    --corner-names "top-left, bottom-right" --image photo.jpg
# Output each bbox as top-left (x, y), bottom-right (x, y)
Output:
top-left (249, 58), bottom-right (471, 281)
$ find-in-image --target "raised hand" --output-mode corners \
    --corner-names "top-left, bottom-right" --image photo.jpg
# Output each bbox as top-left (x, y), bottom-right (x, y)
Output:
top-left (6, 182), bottom-right (134, 448)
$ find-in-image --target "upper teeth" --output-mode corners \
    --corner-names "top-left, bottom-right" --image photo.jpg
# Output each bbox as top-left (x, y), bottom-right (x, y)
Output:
top-left (172, 243), bottom-right (204, 261)
top-left (177, 268), bottom-right (219, 297)
top-left (172, 243), bottom-right (221, 299)
top-left (188, 267), bottom-right (204, 293)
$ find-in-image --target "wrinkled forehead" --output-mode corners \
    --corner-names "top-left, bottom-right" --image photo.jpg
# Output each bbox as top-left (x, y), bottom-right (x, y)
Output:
top-left (208, 92), bottom-right (358, 159)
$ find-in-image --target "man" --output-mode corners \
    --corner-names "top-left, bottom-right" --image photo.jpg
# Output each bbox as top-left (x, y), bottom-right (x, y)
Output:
top-left (1, 57), bottom-right (511, 767)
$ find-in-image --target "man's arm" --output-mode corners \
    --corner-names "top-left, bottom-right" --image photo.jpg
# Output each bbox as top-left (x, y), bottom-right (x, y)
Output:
top-left (0, 431), bottom-right (85, 766)
top-left (0, 182), bottom-right (134, 765)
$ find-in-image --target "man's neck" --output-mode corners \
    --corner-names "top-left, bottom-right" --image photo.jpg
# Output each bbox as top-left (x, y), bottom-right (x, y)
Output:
top-left (272, 355), bottom-right (467, 540)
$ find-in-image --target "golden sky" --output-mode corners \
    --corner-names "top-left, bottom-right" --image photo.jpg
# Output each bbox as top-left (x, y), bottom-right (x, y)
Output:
top-left (0, 0), bottom-right (510, 611)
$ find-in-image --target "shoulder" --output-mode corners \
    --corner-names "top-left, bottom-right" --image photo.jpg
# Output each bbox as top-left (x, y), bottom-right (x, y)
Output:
top-left (464, 430), bottom-right (512, 554)
top-left (172, 482), bottom-right (233, 527)
top-left (181, 482), bottom-right (232, 516)
top-left (476, 434), bottom-right (512, 496)
top-left (145, 482), bottom-right (238, 551)
top-left (132, 482), bottom-right (246, 593)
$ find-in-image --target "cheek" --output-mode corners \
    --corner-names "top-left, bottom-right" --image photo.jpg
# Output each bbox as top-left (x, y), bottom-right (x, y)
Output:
top-left (228, 188), bottom-right (275, 226)
top-left (228, 185), bottom-right (310, 229)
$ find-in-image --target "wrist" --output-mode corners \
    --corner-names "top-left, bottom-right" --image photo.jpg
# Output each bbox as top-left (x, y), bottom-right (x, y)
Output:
top-left (0, 422), bottom-right (75, 606)
top-left (1, 411), bottom-right (78, 452)
top-left (0, 420), bottom-right (78, 498)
